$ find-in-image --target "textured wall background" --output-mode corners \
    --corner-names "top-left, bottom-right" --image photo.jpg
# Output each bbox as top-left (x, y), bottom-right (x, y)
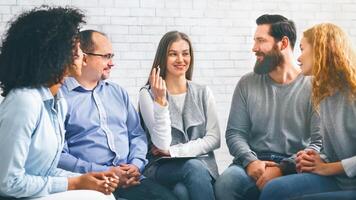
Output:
top-left (1, 0), bottom-right (356, 172)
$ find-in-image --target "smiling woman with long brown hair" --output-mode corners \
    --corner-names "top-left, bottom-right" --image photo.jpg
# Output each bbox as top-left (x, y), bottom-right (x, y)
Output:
top-left (138, 31), bottom-right (221, 200)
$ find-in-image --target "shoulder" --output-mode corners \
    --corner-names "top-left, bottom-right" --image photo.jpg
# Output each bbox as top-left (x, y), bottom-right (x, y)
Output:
top-left (4, 88), bottom-right (42, 109)
top-left (139, 85), bottom-right (153, 99)
top-left (0, 88), bottom-right (42, 121)
top-left (188, 81), bottom-right (207, 92)
top-left (292, 75), bottom-right (312, 92)
top-left (105, 80), bottom-right (129, 96)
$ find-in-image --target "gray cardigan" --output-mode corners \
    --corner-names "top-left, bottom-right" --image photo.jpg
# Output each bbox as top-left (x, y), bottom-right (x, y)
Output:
top-left (141, 81), bottom-right (219, 179)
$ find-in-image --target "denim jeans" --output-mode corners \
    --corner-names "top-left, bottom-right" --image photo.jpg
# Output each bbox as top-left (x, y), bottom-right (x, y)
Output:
top-left (155, 159), bottom-right (215, 200)
top-left (214, 164), bottom-right (259, 200)
top-left (259, 173), bottom-right (342, 200)
top-left (172, 182), bottom-right (189, 200)
top-left (214, 152), bottom-right (289, 200)
top-left (114, 178), bottom-right (177, 200)
top-left (291, 190), bottom-right (356, 200)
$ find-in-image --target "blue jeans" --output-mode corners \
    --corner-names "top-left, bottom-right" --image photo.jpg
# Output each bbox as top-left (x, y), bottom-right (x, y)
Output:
top-left (215, 164), bottom-right (259, 200)
top-left (114, 178), bottom-right (177, 200)
top-left (172, 182), bottom-right (189, 200)
top-left (155, 159), bottom-right (215, 200)
top-left (260, 173), bottom-right (342, 200)
top-left (291, 190), bottom-right (356, 200)
top-left (215, 152), bottom-right (289, 200)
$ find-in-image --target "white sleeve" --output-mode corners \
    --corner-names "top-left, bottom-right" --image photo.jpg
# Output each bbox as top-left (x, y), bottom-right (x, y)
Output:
top-left (138, 89), bottom-right (172, 151)
top-left (169, 87), bottom-right (221, 157)
top-left (341, 155), bottom-right (356, 178)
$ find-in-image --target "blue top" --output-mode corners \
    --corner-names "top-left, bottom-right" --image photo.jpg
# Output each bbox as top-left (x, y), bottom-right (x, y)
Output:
top-left (0, 87), bottom-right (79, 198)
top-left (58, 77), bottom-right (148, 173)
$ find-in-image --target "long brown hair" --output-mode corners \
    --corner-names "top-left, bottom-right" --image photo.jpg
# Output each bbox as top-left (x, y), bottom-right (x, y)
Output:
top-left (145, 31), bottom-right (194, 85)
top-left (303, 23), bottom-right (356, 108)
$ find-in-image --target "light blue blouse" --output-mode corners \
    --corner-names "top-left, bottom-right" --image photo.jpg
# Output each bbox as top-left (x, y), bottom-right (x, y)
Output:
top-left (0, 87), bottom-right (79, 198)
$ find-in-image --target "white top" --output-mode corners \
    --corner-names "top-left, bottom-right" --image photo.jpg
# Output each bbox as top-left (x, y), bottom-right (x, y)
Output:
top-left (170, 93), bottom-right (186, 113)
top-left (138, 86), bottom-right (221, 157)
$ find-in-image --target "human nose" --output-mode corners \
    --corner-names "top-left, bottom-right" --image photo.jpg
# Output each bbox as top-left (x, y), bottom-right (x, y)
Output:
top-left (297, 55), bottom-right (302, 63)
top-left (108, 58), bottom-right (114, 67)
top-left (176, 54), bottom-right (184, 63)
top-left (252, 42), bottom-right (259, 52)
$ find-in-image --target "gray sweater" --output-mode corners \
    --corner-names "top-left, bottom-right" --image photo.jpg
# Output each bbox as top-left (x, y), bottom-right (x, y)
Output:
top-left (226, 72), bottom-right (322, 167)
top-left (320, 92), bottom-right (356, 190)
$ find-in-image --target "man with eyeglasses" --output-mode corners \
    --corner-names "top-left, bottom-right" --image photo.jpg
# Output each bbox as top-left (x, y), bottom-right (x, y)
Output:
top-left (58, 30), bottom-right (177, 200)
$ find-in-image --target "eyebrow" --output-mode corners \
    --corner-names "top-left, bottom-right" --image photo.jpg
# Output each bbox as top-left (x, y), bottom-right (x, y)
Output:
top-left (168, 49), bottom-right (190, 52)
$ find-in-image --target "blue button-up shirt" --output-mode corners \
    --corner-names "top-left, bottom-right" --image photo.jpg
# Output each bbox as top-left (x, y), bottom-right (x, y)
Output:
top-left (0, 87), bottom-right (79, 198)
top-left (58, 78), bottom-right (148, 173)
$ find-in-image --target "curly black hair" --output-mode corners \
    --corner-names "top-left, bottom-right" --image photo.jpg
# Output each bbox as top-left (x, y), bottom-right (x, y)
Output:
top-left (0, 5), bottom-right (86, 97)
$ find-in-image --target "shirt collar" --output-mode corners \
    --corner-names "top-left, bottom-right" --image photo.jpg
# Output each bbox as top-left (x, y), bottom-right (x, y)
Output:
top-left (64, 77), bottom-right (82, 91)
top-left (64, 77), bottom-right (110, 92)
top-left (37, 87), bottom-right (55, 102)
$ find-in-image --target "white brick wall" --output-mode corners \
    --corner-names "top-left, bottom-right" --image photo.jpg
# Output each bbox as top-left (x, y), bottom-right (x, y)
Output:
top-left (1, 0), bottom-right (356, 173)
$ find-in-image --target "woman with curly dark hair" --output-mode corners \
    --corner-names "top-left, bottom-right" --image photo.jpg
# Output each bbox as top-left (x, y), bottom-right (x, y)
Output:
top-left (0, 6), bottom-right (118, 200)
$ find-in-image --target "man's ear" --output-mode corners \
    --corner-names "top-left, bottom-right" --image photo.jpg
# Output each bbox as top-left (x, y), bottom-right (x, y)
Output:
top-left (82, 54), bottom-right (88, 67)
top-left (280, 36), bottom-right (289, 50)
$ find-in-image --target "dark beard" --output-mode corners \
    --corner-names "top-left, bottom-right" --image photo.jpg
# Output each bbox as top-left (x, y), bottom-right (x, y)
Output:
top-left (253, 46), bottom-right (284, 75)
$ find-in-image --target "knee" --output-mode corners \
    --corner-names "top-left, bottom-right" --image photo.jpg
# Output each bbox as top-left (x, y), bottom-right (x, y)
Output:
top-left (215, 165), bottom-right (252, 196)
top-left (214, 168), bottom-right (237, 194)
top-left (172, 182), bottom-right (189, 200)
top-left (260, 178), bottom-right (285, 200)
top-left (182, 159), bottom-right (211, 180)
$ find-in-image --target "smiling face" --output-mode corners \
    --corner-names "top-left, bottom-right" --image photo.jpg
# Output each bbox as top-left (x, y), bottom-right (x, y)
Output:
top-left (252, 24), bottom-right (284, 74)
top-left (298, 37), bottom-right (313, 76)
top-left (83, 32), bottom-right (114, 81)
top-left (165, 39), bottom-right (191, 78)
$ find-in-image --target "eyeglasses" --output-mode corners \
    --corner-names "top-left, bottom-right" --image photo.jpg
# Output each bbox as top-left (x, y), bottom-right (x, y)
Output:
top-left (84, 52), bottom-right (115, 60)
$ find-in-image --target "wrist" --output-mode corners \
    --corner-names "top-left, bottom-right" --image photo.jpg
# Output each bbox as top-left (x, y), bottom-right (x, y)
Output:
top-left (67, 176), bottom-right (80, 190)
top-left (155, 97), bottom-right (167, 106)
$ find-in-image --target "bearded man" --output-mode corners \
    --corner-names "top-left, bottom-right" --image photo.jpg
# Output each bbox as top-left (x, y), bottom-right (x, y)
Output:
top-left (214, 14), bottom-right (323, 200)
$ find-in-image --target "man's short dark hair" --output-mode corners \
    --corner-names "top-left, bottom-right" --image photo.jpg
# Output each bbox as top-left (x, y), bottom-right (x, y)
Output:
top-left (0, 6), bottom-right (85, 97)
top-left (78, 30), bottom-right (107, 53)
top-left (256, 14), bottom-right (296, 50)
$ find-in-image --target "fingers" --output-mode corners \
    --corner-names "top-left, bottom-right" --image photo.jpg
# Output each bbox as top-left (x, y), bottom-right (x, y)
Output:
top-left (149, 66), bottom-right (161, 89)
top-left (299, 166), bottom-right (315, 173)
top-left (248, 170), bottom-right (263, 181)
top-left (162, 79), bottom-right (166, 90)
top-left (256, 176), bottom-right (264, 190)
top-left (95, 178), bottom-right (112, 195)
top-left (297, 150), bottom-right (306, 157)
top-left (264, 161), bottom-right (278, 167)
top-left (125, 177), bottom-right (141, 187)
top-left (296, 153), bottom-right (314, 163)
top-left (149, 67), bottom-right (156, 86)
top-left (306, 149), bottom-right (318, 156)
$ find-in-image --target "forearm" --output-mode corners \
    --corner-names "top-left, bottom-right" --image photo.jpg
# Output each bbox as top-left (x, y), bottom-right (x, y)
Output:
top-left (152, 102), bottom-right (172, 150)
top-left (58, 152), bottom-right (110, 173)
top-left (321, 161), bottom-right (345, 176)
top-left (307, 108), bottom-right (322, 152)
top-left (139, 89), bottom-right (172, 150)
top-left (0, 174), bottom-right (68, 198)
top-left (170, 132), bottom-right (220, 157)
top-left (226, 129), bottom-right (257, 167)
